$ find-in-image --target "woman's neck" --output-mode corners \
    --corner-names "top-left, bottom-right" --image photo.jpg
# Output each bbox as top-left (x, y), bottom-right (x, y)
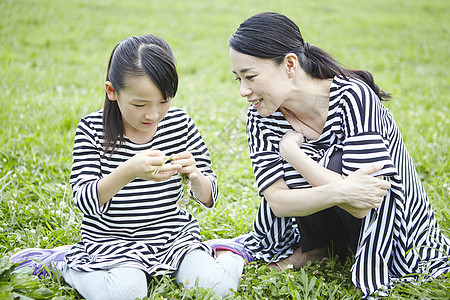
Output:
top-left (280, 77), bottom-right (332, 139)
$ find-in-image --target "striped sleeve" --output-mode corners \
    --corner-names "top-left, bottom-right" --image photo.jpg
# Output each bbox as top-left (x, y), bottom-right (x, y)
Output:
top-left (246, 108), bottom-right (285, 196)
top-left (69, 116), bottom-right (111, 216)
top-left (339, 78), bottom-right (397, 177)
top-left (185, 115), bottom-right (218, 209)
top-left (342, 132), bottom-right (397, 177)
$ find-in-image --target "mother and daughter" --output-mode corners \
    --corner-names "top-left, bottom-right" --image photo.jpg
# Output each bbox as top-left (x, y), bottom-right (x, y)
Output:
top-left (11, 12), bottom-right (449, 299)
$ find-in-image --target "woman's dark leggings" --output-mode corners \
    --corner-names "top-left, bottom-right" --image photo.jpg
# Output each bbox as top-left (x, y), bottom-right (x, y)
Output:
top-left (295, 149), bottom-right (362, 257)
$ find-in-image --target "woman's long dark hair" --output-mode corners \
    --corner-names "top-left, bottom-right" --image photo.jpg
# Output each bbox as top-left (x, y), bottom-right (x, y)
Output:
top-left (229, 12), bottom-right (391, 101)
top-left (103, 34), bottom-right (178, 155)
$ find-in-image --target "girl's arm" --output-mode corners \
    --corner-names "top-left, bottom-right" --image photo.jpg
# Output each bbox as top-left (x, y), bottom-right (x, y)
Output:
top-left (171, 152), bottom-right (213, 207)
top-left (97, 150), bottom-right (181, 207)
top-left (270, 131), bottom-right (390, 218)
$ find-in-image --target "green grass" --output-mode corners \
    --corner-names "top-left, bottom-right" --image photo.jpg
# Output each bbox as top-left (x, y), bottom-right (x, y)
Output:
top-left (0, 0), bottom-right (449, 298)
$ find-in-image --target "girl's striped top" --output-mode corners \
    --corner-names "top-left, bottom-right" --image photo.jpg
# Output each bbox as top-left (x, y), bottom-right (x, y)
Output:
top-left (243, 75), bottom-right (450, 296)
top-left (64, 107), bottom-right (218, 276)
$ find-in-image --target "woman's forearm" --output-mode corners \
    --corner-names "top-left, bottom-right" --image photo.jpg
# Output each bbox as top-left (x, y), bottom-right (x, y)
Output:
top-left (286, 149), bottom-right (342, 186)
top-left (279, 132), bottom-right (342, 187)
top-left (264, 162), bottom-right (389, 219)
top-left (281, 145), bottom-right (381, 218)
top-left (263, 178), bottom-right (342, 217)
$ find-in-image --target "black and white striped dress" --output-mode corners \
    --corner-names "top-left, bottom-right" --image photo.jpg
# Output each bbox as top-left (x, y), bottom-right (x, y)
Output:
top-left (244, 75), bottom-right (450, 296)
top-left (65, 107), bottom-right (218, 276)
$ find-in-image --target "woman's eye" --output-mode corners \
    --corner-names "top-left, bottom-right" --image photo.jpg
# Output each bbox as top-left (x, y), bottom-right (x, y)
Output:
top-left (246, 76), bottom-right (255, 81)
top-left (134, 104), bottom-right (145, 108)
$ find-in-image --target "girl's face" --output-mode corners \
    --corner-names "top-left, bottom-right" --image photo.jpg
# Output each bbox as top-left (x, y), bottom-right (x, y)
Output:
top-left (230, 48), bottom-right (291, 117)
top-left (106, 75), bottom-right (172, 143)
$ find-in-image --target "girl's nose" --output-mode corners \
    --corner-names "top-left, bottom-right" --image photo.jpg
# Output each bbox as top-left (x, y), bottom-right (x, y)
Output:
top-left (144, 109), bottom-right (158, 121)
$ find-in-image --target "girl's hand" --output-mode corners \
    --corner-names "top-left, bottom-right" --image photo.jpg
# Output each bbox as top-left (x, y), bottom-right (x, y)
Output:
top-left (127, 150), bottom-right (180, 182)
top-left (279, 131), bottom-right (304, 161)
top-left (171, 151), bottom-right (213, 206)
top-left (171, 151), bottom-right (199, 180)
top-left (337, 163), bottom-right (391, 216)
top-left (97, 150), bottom-right (180, 207)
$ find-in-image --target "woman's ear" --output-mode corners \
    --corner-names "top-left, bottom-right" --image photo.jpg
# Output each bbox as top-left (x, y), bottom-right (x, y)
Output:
top-left (284, 53), bottom-right (298, 78)
top-left (105, 81), bottom-right (117, 101)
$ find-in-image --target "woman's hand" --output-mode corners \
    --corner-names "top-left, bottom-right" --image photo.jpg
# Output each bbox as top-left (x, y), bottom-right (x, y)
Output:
top-left (279, 131), bottom-right (304, 161)
top-left (337, 163), bottom-right (391, 218)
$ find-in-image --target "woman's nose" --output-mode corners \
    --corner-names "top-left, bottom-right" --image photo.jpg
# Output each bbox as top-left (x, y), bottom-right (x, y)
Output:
top-left (240, 83), bottom-right (252, 98)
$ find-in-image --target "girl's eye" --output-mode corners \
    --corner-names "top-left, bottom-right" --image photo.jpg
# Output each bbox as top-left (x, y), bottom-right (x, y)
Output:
top-left (134, 104), bottom-right (145, 108)
top-left (246, 75), bottom-right (255, 81)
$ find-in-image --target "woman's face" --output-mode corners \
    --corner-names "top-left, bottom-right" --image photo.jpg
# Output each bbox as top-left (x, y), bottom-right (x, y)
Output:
top-left (230, 48), bottom-right (291, 117)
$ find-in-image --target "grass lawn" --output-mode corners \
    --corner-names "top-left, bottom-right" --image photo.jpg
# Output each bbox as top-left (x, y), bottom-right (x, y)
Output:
top-left (0, 0), bottom-right (449, 298)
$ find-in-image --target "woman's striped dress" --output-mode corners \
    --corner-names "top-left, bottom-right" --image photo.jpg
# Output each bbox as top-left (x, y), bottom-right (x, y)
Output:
top-left (64, 107), bottom-right (218, 276)
top-left (244, 75), bottom-right (450, 296)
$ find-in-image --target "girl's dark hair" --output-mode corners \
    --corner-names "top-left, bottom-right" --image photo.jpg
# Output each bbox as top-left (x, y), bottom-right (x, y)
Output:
top-left (103, 34), bottom-right (178, 155)
top-left (229, 12), bottom-right (391, 101)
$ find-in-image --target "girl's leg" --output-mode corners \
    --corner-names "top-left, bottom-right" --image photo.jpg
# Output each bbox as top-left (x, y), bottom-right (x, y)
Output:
top-left (174, 249), bottom-right (244, 298)
top-left (62, 266), bottom-right (148, 300)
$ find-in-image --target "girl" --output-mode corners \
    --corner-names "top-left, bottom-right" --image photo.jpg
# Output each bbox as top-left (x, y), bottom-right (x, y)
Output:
top-left (229, 12), bottom-right (450, 297)
top-left (11, 34), bottom-right (245, 300)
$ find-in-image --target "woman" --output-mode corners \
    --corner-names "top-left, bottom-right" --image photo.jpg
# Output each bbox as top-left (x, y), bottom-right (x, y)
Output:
top-left (229, 12), bottom-right (450, 297)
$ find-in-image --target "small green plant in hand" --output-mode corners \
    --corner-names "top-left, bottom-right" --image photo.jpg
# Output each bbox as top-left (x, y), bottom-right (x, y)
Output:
top-left (152, 156), bottom-right (173, 175)
top-left (152, 155), bottom-right (192, 209)
top-left (178, 172), bottom-right (191, 209)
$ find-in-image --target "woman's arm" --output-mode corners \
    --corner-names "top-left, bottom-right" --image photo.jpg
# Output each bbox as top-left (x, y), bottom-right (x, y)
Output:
top-left (272, 131), bottom-right (390, 218)
top-left (279, 131), bottom-right (344, 185)
top-left (263, 163), bottom-right (389, 218)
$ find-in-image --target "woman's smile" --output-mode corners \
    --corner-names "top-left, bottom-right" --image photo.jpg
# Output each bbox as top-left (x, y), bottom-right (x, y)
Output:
top-left (249, 98), bottom-right (263, 109)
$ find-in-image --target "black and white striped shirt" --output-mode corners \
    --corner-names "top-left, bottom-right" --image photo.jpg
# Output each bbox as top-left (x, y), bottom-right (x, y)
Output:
top-left (65, 107), bottom-right (218, 276)
top-left (244, 76), bottom-right (450, 296)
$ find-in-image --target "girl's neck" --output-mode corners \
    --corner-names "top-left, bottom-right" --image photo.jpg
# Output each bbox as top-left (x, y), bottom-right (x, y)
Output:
top-left (124, 125), bottom-right (158, 144)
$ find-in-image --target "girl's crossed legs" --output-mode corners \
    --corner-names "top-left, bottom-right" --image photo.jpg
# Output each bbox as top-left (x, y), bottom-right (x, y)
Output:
top-left (63, 249), bottom-right (244, 300)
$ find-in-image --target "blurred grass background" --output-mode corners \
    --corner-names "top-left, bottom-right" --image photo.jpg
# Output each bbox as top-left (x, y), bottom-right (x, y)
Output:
top-left (0, 0), bottom-right (448, 298)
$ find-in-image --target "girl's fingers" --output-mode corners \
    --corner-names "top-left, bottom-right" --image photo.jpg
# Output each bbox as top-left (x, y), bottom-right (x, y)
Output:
top-left (171, 151), bottom-right (193, 160)
top-left (171, 152), bottom-right (195, 168)
top-left (141, 149), bottom-right (164, 157)
top-left (153, 162), bottom-right (180, 174)
top-left (151, 156), bottom-right (173, 174)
